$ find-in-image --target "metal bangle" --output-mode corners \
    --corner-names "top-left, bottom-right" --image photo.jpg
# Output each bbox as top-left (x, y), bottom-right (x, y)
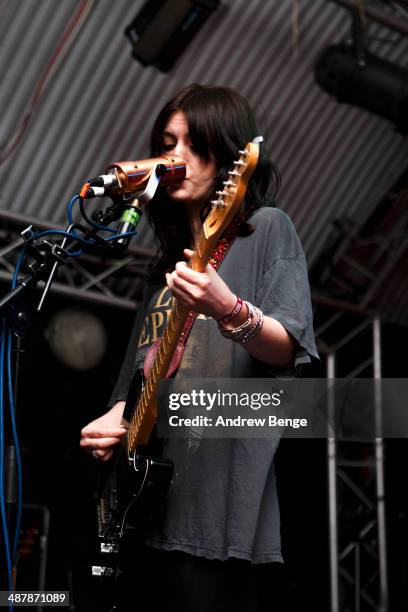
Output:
top-left (220, 304), bottom-right (265, 344)
top-left (240, 307), bottom-right (264, 343)
top-left (218, 301), bottom-right (255, 339)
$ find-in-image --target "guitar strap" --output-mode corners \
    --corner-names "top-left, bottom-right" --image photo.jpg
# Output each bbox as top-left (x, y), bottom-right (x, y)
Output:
top-left (143, 210), bottom-right (248, 379)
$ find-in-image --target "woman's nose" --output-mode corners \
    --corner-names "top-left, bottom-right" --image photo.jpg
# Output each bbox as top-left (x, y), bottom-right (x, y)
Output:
top-left (174, 142), bottom-right (189, 160)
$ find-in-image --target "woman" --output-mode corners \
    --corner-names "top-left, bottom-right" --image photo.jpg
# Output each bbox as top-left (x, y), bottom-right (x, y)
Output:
top-left (80, 84), bottom-right (318, 611)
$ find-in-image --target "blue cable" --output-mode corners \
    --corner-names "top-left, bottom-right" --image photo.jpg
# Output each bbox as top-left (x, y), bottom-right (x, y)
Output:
top-left (12, 246), bottom-right (27, 288)
top-left (67, 194), bottom-right (81, 226)
top-left (43, 195), bottom-right (138, 248)
top-left (0, 319), bottom-right (13, 592)
top-left (35, 228), bottom-right (95, 246)
top-left (9, 252), bottom-right (25, 564)
top-left (35, 228), bottom-right (137, 247)
top-left (106, 231), bottom-right (137, 242)
top-left (7, 328), bottom-right (22, 562)
top-left (68, 193), bottom-right (116, 233)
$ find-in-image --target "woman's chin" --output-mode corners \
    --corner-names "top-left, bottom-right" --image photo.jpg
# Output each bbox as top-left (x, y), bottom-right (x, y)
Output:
top-left (166, 186), bottom-right (189, 202)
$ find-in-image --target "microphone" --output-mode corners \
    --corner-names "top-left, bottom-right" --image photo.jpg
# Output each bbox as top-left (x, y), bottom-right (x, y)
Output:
top-left (82, 154), bottom-right (186, 199)
top-left (80, 154), bottom-right (186, 250)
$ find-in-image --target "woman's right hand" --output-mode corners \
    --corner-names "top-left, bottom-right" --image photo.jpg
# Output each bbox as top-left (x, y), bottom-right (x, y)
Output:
top-left (80, 400), bottom-right (128, 462)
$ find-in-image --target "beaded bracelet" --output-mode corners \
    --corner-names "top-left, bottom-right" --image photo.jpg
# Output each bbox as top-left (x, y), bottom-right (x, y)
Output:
top-left (240, 307), bottom-right (264, 343)
top-left (218, 301), bottom-right (254, 339)
top-left (219, 301), bottom-right (264, 344)
top-left (216, 296), bottom-right (243, 325)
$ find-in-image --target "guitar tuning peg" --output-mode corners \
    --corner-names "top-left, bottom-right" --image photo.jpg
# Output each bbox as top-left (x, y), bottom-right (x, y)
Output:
top-left (222, 180), bottom-right (234, 187)
top-left (211, 199), bottom-right (226, 209)
top-left (227, 170), bottom-right (239, 176)
top-left (233, 160), bottom-right (246, 166)
top-left (216, 190), bottom-right (224, 196)
top-left (238, 149), bottom-right (248, 156)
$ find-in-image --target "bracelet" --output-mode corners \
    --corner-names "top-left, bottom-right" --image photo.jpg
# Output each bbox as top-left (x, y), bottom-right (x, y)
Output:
top-left (219, 301), bottom-right (264, 344)
top-left (218, 301), bottom-right (255, 340)
top-left (240, 308), bottom-right (264, 343)
top-left (216, 296), bottom-right (243, 324)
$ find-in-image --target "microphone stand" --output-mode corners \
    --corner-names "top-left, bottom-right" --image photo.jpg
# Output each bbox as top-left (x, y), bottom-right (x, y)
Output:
top-left (0, 226), bottom-right (90, 588)
top-left (0, 207), bottom-right (135, 590)
top-left (0, 167), bottom-right (163, 590)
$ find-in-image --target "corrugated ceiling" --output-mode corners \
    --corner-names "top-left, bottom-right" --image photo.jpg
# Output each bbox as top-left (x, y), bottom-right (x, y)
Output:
top-left (0, 0), bottom-right (407, 265)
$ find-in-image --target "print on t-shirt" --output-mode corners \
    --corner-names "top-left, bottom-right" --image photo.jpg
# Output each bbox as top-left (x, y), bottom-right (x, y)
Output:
top-left (138, 287), bottom-right (173, 348)
top-left (138, 286), bottom-right (210, 349)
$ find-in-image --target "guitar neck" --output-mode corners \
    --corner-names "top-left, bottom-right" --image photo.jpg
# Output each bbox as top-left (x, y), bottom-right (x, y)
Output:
top-left (126, 275), bottom-right (203, 451)
top-left (125, 141), bottom-right (259, 453)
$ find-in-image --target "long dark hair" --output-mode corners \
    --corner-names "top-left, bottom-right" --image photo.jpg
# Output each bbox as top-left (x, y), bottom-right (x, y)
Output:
top-left (147, 84), bottom-right (280, 283)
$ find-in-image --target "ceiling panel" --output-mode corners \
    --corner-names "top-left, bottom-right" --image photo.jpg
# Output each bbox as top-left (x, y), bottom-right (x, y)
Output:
top-left (0, 0), bottom-right (407, 264)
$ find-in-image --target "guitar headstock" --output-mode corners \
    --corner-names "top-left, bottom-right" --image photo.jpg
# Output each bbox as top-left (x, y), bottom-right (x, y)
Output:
top-left (202, 141), bottom-right (260, 240)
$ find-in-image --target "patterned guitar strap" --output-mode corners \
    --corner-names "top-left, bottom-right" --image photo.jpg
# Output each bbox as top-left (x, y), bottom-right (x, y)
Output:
top-left (143, 211), bottom-right (247, 379)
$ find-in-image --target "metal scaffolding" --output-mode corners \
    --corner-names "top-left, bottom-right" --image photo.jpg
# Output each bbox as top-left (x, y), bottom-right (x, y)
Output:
top-left (315, 304), bottom-right (388, 612)
top-left (310, 167), bottom-right (408, 612)
top-left (0, 210), bottom-right (155, 311)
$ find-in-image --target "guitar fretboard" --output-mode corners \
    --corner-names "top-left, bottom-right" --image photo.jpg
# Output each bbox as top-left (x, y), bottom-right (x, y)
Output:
top-left (123, 142), bottom-right (258, 453)
top-left (126, 299), bottom-right (189, 451)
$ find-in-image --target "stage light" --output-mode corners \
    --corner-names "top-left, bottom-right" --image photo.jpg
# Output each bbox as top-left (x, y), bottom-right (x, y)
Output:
top-left (314, 43), bottom-right (408, 133)
top-left (44, 309), bottom-right (108, 371)
top-left (124, 0), bottom-right (221, 72)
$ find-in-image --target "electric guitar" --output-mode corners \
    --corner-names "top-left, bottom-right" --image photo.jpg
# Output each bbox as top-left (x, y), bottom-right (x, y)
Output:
top-left (91, 141), bottom-right (260, 586)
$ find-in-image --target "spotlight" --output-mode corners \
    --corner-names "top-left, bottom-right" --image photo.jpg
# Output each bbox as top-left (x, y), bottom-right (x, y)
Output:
top-left (125, 0), bottom-right (221, 72)
top-left (44, 309), bottom-right (108, 371)
top-left (314, 43), bottom-right (408, 133)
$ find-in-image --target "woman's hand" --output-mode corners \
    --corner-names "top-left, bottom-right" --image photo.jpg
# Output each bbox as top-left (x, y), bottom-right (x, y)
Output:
top-left (166, 249), bottom-right (236, 320)
top-left (166, 249), bottom-right (295, 367)
top-left (80, 401), bottom-right (128, 462)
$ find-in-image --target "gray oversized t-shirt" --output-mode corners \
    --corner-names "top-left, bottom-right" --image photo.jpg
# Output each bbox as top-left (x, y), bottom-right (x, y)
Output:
top-left (109, 206), bottom-right (318, 563)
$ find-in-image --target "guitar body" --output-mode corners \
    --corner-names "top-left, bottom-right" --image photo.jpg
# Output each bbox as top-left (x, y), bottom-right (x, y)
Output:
top-left (91, 371), bottom-right (173, 584)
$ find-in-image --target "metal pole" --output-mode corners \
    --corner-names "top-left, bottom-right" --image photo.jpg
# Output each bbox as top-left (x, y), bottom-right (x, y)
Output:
top-left (327, 352), bottom-right (339, 612)
top-left (355, 542), bottom-right (360, 612)
top-left (373, 316), bottom-right (388, 612)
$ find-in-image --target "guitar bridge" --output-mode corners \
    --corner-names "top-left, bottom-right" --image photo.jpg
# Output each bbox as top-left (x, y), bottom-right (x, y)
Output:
top-left (100, 541), bottom-right (120, 554)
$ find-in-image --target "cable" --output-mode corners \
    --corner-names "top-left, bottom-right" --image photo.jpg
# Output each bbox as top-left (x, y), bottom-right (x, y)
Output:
top-left (0, 319), bottom-right (13, 593)
top-left (78, 199), bottom-right (116, 233)
top-left (68, 193), bottom-right (117, 234)
top-left (35, 225), bottom-right (136, 246)
top-left (67, 194), bottom-right (81, 225)
top-left (0, 0), bottom-right (96, 167)
top-left (9, 250), bottom-right (26, 563)
top-left (34, 228), bottom-right (99, 247)
top-left (7, 329), bottom-right (22, 563)
top-left (106, 231), bottom-right (137, 242)
top-left (12, 246), bottom-right (28, 289)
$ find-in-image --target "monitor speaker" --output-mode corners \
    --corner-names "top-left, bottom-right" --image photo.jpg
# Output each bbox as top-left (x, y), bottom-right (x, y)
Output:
top-left (125, 0), bottom-right (221, 72)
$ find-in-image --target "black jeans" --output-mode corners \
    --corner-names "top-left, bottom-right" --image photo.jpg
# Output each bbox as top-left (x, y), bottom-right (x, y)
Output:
top-left (116, 545), bottom-right (288, 612)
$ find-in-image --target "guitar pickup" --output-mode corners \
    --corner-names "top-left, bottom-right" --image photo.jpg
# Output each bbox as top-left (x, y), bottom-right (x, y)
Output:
top-left (92, 565), bottom-right (114, 577)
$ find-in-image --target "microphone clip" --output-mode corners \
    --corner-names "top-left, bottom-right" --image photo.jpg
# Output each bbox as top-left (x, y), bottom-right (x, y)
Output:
top-left (113, 162), bottom-right (165, 249)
